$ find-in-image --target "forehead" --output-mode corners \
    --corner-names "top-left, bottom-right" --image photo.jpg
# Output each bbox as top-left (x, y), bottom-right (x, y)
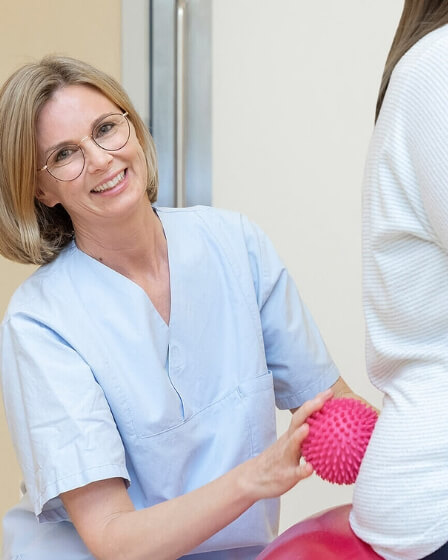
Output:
top-left (36, 85), bottom-right (120, 148)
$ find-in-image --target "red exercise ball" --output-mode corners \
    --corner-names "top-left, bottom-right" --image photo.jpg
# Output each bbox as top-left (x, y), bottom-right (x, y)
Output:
top-left (256, 504), bottom-right (384, 559)
top-left (301, 398), bottom-right (378, 485)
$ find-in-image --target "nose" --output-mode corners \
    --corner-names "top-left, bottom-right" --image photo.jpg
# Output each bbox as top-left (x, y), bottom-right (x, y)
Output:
top-left (82, 137), bottom-right (114, 173)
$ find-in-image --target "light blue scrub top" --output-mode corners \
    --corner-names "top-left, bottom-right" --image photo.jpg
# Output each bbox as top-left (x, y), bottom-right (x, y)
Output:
top-left (1, 206), bottom-right (339, 560)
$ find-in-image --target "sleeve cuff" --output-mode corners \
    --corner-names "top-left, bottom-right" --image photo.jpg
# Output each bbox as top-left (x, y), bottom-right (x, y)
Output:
top-left (36, 463), bottom-right (130, 523)
top-left (275, 366), bottom-right (340, 410)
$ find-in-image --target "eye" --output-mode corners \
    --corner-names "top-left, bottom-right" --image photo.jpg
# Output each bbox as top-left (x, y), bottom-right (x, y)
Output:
top-left (51, 145), bottom-right (78, 166)
top-left (56, 148), bottom-right (73, 161)
top-left (95, 120), bottom-right (117, 139)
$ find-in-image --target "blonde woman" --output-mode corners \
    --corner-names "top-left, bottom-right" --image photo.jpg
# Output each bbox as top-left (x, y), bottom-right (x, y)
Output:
top-left (0, 56), bottom-right (355, 560)
top-left (351, 2), bottom-right (448, 559)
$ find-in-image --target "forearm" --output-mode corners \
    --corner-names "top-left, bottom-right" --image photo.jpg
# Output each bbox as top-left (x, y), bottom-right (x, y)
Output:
top-left (329, 376), bottom-right (379, 413)
top-left (329, 376), bottom-right (356, 399)
top-left (290, 377), bottom-right (372, 415)
top-left (102, 463), bottom-right (255, 560)
top-left (63, 392), bottom-right (329, 560)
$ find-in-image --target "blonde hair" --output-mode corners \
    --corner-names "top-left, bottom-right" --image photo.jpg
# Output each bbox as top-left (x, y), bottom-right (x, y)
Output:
top-left (0, 55), bottom-right (158, 265)
top-left (376, 0), bottom-right (448, 122)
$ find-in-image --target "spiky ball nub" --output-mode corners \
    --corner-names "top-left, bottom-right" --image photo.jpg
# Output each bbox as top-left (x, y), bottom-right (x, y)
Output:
top-left (301, 398), bottom-right (378, 485)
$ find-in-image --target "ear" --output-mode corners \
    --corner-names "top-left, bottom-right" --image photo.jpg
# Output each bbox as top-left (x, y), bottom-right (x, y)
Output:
top-left (35, 183), bottom-right (60, 208)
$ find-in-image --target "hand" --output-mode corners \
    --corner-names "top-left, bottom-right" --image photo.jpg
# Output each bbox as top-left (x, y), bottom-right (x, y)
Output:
top-left (243, 389), bottom-right (333, 501)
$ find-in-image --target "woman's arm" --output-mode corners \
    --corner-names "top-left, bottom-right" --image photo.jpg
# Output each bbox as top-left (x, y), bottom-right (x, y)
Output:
top-left (61, 390), bottom-right (332, 560)
top-left (290, 376), bottom-right (378, 414)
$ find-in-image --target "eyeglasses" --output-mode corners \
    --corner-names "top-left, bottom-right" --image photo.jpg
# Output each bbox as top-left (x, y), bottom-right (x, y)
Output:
top-left (38, 112), bottom-right (130, 182)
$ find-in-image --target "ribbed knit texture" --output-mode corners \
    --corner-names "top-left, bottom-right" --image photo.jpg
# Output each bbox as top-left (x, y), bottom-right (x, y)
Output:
top-left (350, 25), bottom-right (448, 560)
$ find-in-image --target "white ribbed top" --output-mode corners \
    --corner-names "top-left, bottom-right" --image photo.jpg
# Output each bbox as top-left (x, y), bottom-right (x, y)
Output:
top-left (350, 24), bottom-right (448, 560)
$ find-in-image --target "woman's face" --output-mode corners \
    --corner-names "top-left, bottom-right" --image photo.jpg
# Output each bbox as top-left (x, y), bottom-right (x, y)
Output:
top-left (36, 84), bottom-right (148, 232)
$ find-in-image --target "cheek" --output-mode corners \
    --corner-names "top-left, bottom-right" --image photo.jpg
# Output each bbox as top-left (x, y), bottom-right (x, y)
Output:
top-left (133, 144), bottom-right (148, 181)
top-left (137, 148), bottom-right (147, 172)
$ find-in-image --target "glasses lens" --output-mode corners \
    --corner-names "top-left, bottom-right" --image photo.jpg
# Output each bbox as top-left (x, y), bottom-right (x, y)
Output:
top-left (93, 113), bottom-right (130, 152)
top-left (47, 145), bottom-right (84, 181)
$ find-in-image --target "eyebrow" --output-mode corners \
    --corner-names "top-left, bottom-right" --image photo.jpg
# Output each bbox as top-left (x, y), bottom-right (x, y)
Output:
top-left (42, 112), bottom-right (117, 157)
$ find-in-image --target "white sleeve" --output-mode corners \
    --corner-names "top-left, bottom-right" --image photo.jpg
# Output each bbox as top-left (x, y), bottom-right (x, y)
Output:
top-left (405, 37), bottom-right (448, 248)
top-left (1, 313), bottom-right (130, 522)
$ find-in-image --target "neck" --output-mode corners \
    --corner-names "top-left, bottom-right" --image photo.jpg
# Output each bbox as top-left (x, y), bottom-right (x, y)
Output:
top-left (74, 201), bottom-right (167, 277)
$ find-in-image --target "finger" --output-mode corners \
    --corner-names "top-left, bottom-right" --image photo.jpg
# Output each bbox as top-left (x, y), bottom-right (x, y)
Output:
top-left (296, 460), bottom-right (313, 481)
top-left (287, 424), bottom-right (309, 462)
top-left (292, 423), bottom-right (309, 448)
top-left (289, 389), bottom-right (332, 433)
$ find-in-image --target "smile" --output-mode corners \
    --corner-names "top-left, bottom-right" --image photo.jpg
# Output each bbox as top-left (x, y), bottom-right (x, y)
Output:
top-left (91, 170), bottom-right (126, 193)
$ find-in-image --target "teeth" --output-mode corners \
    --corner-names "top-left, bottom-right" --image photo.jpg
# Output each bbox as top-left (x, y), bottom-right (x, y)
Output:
top-left (92, 170), bottom-right (125, 192)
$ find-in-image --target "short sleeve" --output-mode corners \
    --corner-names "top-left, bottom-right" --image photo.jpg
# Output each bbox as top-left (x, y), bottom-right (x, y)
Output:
top-left (0, 312), bottom-right (130, 522)
top-left (241, 216), bottom-right (340, 409)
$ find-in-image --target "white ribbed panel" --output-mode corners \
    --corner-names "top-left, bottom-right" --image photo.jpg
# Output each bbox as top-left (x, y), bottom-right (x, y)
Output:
top-left (350, 25), bottom-right (448, 560)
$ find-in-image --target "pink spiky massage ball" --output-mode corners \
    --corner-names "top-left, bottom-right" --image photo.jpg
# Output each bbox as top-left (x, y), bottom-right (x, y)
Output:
top-left (301, 398), bottom-right (378, 485)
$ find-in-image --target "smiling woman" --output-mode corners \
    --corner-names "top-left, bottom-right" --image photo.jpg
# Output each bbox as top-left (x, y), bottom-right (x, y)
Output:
top-left (0, 55), bottom-right (362, 560)
top-left (0, 57), bottom-right (157, 265)
top-left (34, 85), bottom-right (149, 246)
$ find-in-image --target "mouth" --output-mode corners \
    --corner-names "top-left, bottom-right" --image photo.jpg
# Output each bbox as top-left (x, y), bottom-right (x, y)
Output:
top-left (91, 170), bottom-right (126, 193)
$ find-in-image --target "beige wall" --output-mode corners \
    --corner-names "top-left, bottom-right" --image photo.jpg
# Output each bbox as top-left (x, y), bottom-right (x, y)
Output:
top-left (211, 0), bottom-right (403, 530)
top-left (0, 0), bottom-right (121, 548)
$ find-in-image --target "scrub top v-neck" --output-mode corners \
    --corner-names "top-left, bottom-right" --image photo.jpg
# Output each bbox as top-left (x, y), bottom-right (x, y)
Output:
top-left (1, 206), bottom-right (339, 560)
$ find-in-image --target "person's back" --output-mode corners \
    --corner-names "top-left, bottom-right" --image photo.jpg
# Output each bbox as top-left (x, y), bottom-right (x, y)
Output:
top-left (351, 18), bottom-right (448, 560)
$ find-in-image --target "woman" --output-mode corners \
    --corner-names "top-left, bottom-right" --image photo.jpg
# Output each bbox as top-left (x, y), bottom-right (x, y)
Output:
top-left (351, 2), bottom-right (448, 559)
top-left (0, 56), bottom-right (354, 560)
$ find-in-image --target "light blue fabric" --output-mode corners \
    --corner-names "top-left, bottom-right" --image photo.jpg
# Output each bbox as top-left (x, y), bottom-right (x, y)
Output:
top-left (1, 206), bottom-right (339, 559)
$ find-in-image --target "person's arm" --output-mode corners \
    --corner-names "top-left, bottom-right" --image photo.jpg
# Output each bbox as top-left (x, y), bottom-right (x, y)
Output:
top-left (239, 218), bottom-right (374, 414)
top-left (290, 376), bottom-right (377, 414)
top-left (329, 376), bottom-right (355, 399)
top-left (61, 391), bottom-right (331, 560)
top-left (240, 216), bottom-right (341, 410)
top-left (403, 47), bottom-right (448, 250)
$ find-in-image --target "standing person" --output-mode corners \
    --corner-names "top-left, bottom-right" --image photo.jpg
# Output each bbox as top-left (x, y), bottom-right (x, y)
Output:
top-left (351, 2), bottom-right (448, 559)
top-left (0, 56), bottom-right (356, 560)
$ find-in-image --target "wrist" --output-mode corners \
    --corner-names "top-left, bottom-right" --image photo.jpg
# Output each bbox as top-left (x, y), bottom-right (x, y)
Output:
top-left (232, 457), bottom-right (261, 505)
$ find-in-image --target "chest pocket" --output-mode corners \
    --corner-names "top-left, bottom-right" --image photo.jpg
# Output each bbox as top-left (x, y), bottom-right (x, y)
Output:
top-left (238, 370), bottom-right (277, 455)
